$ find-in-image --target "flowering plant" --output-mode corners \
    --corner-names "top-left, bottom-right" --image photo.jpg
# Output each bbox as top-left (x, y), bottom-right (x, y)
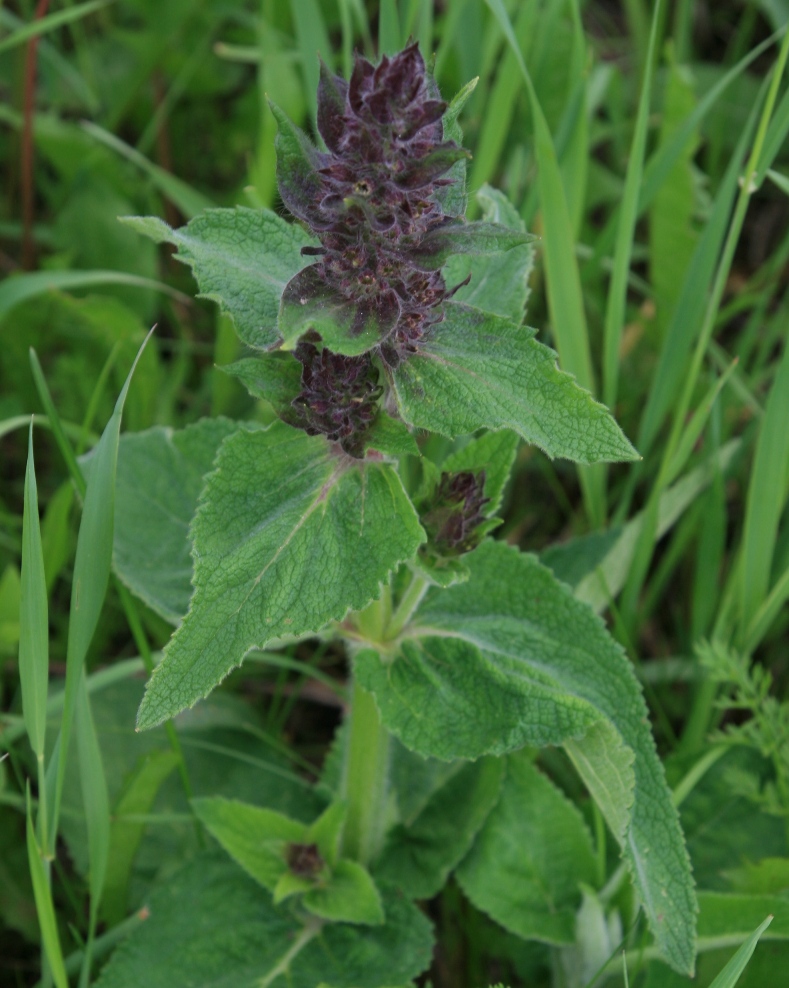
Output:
top-left (99, 43), bottom-right (697, 988)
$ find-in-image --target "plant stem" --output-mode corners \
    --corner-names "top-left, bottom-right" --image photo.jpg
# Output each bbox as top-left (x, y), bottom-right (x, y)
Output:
top-left (340, 676), bottom-right (390, 867)
top-left (385, 573), bottom-right (428, 640)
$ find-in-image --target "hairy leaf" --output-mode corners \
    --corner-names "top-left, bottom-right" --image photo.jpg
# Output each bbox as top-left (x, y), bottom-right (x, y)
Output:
top-left (137, 423), bottom-right (424, 729)
top-left (355, 541), bottom-right (696, 973)
top-left (121, 209), bottom-right (316, 349)
top-left (93, 853), bottom-right (434, 988)
top-left (456, 754), bottom-right (597, 945)
top-left (111, 419), bottom-right (239, 624)
top-left (391, 302), bottom-right (637, 464)
top-left (445, 185), bottom-right (535, 324)
top-left (376, 757), bottom-right (504, 899)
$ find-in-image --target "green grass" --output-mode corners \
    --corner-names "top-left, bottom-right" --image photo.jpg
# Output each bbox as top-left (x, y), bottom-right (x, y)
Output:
top-left (2, 1), bottom-right (789, 986)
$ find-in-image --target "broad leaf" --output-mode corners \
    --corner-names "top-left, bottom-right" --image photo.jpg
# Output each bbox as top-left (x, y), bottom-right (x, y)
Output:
top-left (409, 220), bottom-right (535, 270)
top-left (355, 540), bottom-right (696, 974)
top-left (456, 753), bottom-right (597, 945)
top-left (122, 209), bottom-right (316, 349)
top-left (111, 419), bottom-right (239, 624)
top-left (444, 185), bottom-right (534, 324)
top-left (301, 859), bottom-right (385, 926)
top-left (192, 797), bottom-right (306, 890)
top-left (220, 354), bottom-right (302, 412)
top-left (391, 302), bottom-right (637, 464)
top-left (363, 413), bottom-right (420, 457)
top-left (137, 422), bottom-right (424, 729)
top-left (93, 853), bottom-right (434, 988)
top-left (376, 757), bottom-right (504, 899)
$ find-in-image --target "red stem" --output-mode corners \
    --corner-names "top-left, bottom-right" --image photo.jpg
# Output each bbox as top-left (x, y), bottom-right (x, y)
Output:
top-left (21, 0), bottom-right (51, 270)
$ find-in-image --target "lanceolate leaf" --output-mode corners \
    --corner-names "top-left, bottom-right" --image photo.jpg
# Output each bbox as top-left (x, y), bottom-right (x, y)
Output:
top-left (391, 302), bottom-right (637, 464)
top-left (456, 753), bottom-right (597, 945)
top-left (355, 541), bottom-right (696, 974)
top-left (121, 209), bottom-right (317, 349)
top-left (137, 423), bottom-right (424, 729)
top-left (93, 852), bottom-right (434, 988)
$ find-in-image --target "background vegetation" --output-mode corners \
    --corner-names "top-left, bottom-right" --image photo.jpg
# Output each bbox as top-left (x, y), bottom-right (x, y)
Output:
top-left (2, 0), bottom-right (789, 985)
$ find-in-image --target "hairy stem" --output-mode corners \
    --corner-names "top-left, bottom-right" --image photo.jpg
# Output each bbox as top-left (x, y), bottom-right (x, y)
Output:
top-left (340, 676), bottom-right (390, 866)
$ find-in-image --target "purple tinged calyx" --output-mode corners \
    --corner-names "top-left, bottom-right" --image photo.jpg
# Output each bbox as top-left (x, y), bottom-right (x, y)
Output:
top-left (276, 43), bottom-right (470, 456)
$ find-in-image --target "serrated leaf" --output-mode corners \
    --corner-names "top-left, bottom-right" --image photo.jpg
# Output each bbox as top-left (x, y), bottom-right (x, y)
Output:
top-left (303, 859), bottom-right (385, 926)
top-left (137, 423), bottom-right (424, 729)
top-left (391, 302), bottom-right (637, 464)
top-left (376, 757), bottom-right (504, 899)
top-left (192, 797), bottom-right (306, 890)
top-left (355, 540), bottom-right (696, 974)
top-left (444, 184), bottom-right (535, 324)
top-left (270, 100), bottom-right (327, 226)
top-left (435, 77), bottom-right (478, 217)
top-left (93, 852), bottom-right (434, 988)
top-left (456, 753), bottom-right (597, 945)
top-left (110, 419), bottom-right (240, 624)
top-left (410, 220), bottom-right (535, 270)
top-left (121, 209), bottom-right (317, 349)
top-left (220, 354), bottom-right (302, 411)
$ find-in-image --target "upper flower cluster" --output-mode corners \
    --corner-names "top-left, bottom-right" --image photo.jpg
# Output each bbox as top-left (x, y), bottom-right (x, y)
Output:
top-left (280, 43), bottom-right (468, 372)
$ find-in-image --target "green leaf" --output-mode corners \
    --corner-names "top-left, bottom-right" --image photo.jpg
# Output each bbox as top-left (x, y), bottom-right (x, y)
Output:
top-left (410, 220), bottom-right (535, 270)
top-left (220, 355), bottom-right (302, 414)
top-left (355, 541), bottom-right (696, 974)
top-left (707, 916), bottom-right (773, 988)
top-left (26, 801), bottom-right (68, 988)
top-left (76, 673), bottom-right (111, 926)
top-left (19, 425), bottom-right (49, 759)
top-left (110, 418), bottom-right (240, 624)
top-left (270, 100), bottom-right (326, 223)
top-left (137, 423), bottom-right (424, 729)
top-left (93, 852), bottom-right (434, 988)
top-left (456, 753), bottom-right (597, 945)
top-left (376, 757), bottom-right (504, 899)
top-left (439, 429), bottom-right (519, 514)
top-left (278, 265), bottom-right (392, 356)
top-left (0, 1), bottom-right (111, 54)
top-left (391, 302), bottom-right (637, 464)
top-left (101, 750), bottom-right (179, 926)
top-left (192, 797), bottom-right (306, 890)
top-left (444, 185), bottom-right (535, 325)
top-left (436, 77), bottom-right (478, 217)
top-left (308, 801), bottom-right (347, 867)
top-left (121, 209), bottom-right (317, 349)
top-left (363, 414), bottom-right (420, 458)
top-left (303, 859), bottom-right (385, 926)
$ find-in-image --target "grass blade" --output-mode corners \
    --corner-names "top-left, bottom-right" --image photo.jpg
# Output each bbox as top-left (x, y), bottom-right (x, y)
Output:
top-left (0, 269), bottom-right (188, 323)
top-left (81, 122), bottom-right (214, 219)
top-left (708, 915), bottom-right (773, 988)
top-left (291, 0), bottom-right (332, 123)
top-left (602, 0), bottom-right (661, 410)
top-left (51, 331), bottom-right (154, 840)
top-left (26, 794), bottom-right (69, 988)
top-left (484, 0), bottom-right (603, 525)
top-left (0, 0), bottom-right (111, 54)
top-left (379, 0), bottom-right (401, 54)
top-left (19, 424), bottom-right (49, 767)
top-left (739, 336), bottom-right (789, 637)
top-left (76, 672), bottom-right (111, 985)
